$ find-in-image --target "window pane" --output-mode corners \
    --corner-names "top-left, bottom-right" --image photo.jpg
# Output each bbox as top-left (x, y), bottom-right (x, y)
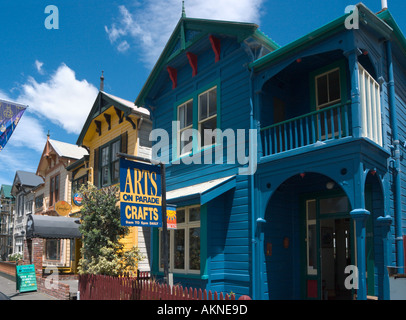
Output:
top-left (177, 209), bottom-right (185, 223)
top-left (102, 166), bottom-right (109, 185)
top-left (46, 239), bottom-right (60, 260)
top-left (189, 227), bottom-right (200, 270)
top-left (199, 93), bottom-right (207, 120)
top-left (208, 88), bottom-right (217, 117)
top-left (328, 70), bottom-right (340, 102)
top-left (320, 196), bottom-right (348, 214)
top-left (112, 160), bottom-right (120, 182)
top-left (160, 230), bottom-right (170, 269)
top-left (200, 116), bottom-right (217, 147)
top-left (316, 74), bottom-right (328, 106)
top-left (179, 105), bottom-right (185, 129)
top-left (307, 224), bottom-right (317, 275)
top-left (174, 229), bottom-right (185, 269)
top-left (101, 147), bottom-right (109, 166)
top-left (306, 200), bottom-right (316, 220)
top-left (112, 140), bottom-right (120, 160)
top-left (189, 207), bottom-right (200, 222)
top-left (186, 101), bottom-right (193, 127)
top-left (180, 128), bottom-right (193, 154)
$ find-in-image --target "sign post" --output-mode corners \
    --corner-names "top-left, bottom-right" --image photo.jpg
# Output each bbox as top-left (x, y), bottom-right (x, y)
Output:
top-left (117, 153), bottom-right (170, 285)
top-left (16, 264), bottom-right (37, 293)
top-left (160, 162), bottom-right (169, 285)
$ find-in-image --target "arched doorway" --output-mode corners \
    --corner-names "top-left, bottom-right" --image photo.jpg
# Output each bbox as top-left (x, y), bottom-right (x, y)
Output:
top-left (262, 172), bottom-right (354, 300)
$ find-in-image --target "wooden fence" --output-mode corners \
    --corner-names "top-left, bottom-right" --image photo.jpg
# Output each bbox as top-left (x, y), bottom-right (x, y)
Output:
top-left (79, 273), bottom-right (237, 300)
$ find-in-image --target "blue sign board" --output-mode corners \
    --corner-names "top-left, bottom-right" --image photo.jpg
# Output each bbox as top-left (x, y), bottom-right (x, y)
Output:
top-left (119, 158), bottom-right (162, 227)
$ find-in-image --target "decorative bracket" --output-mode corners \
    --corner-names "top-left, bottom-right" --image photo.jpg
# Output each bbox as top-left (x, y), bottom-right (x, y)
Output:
top-left (186, 52), bottom-right (198, 77)
top-left (167, 66), bottom-right (177, 89)
top-left (209, 35), bottom-right (221, 62)
top-left (103, 113), bottom-right (111, 130)
top-left (114, 107), bottom-right (124, 123)
top-left (125, 116), bottom-right (136, 130)
top-left (94, 120), bottom-right (102, 136)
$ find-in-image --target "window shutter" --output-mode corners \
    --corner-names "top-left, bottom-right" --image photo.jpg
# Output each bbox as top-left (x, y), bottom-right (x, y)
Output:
top-left (121, 131), bottom-right (128, 154)
top-left (94, 147), bottom-right (99, 188)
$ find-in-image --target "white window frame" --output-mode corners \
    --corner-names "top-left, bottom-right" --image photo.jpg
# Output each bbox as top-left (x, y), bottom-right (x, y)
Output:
top-left (159, 205), bottom-right (201, 275)
top-left (315, 67), bottom-right (341, 110)
top-left (198, 86), bottom-right (217, 149)
top-left (177, 99), bottom-right (194, 157)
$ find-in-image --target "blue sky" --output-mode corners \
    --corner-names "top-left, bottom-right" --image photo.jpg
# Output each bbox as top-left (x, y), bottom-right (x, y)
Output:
top-left (0, 0), bottom-right (405, 186)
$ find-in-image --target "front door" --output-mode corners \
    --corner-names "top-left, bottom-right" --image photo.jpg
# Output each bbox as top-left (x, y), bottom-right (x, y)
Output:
top-left (304, 195), bottom-right (353, 300)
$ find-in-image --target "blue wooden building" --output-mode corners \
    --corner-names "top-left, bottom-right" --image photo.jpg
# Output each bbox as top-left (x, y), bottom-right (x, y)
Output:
top-left (134, 3), bottom-right (406, 300)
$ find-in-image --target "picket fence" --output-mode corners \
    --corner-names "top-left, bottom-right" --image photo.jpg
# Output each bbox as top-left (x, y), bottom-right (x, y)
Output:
top-left (79, 273), bottom-right (237, 300)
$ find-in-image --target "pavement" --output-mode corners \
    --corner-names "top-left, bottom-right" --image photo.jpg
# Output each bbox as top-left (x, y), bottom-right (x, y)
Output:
top-left (0, 273), bottom-right (57, 300)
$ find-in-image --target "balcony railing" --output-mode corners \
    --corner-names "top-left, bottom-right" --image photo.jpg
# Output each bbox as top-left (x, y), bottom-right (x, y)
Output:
top-left (261, 101), bottom-right (352, 157)
top-left (358, 63), bottom-right (382, 147)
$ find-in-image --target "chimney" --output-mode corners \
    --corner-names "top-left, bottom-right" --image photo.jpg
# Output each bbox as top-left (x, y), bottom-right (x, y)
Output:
top-left (100, 71), bottom-right (104, 92)
top-left (381, 0), bottom-right (388, 10)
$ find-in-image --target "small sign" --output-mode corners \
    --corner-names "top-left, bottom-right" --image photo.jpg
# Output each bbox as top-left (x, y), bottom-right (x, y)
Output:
top-left (73, 193), bottom-right (83, 206)
top-left (16, 264), bottom-right (37, 293)
top-left (55, 200), bottom-right (72, 216)
top-left (120, 158), bottom-right (162, 227)
top-left (167, 206), bottom-right (177, 229)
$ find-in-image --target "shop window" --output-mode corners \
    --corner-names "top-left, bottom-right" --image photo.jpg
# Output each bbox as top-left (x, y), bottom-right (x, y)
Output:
top-left (159, 206), bottom-right (201, 274)
top-left (45, 239), bottom-right (61, 261)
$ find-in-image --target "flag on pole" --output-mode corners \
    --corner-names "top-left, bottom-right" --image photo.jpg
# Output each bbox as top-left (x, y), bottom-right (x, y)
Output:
top-left (0, 99), bottom-right (28, 151)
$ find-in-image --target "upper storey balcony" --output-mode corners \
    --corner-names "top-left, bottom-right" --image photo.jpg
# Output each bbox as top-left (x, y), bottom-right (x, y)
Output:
top-left (258, 51), bottom-right (383, 159)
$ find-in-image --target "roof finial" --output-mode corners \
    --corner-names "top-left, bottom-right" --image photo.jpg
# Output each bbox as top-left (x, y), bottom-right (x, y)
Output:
top-left (100, 70), bottom-right (104, 92)
top-left (182, 0), bottom-right (186, 18)
top-left (47, 130), bottom-right (50, 140)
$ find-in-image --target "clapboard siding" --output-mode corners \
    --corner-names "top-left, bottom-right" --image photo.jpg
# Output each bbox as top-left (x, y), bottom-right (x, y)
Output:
top-left (149, 34), bottom-right (254, 295)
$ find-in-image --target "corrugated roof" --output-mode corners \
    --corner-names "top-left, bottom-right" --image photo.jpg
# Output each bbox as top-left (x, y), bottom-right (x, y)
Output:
top-left (49, 139), bottom-right (88, 160)
top-left (166, 175), bottom-right (235, 203)
top-left (102, 91), bottom-right (150, 116)
top-left (16, 170), bottom-right (44, 187)
top-left (0, 184), bottom-right (12, 198)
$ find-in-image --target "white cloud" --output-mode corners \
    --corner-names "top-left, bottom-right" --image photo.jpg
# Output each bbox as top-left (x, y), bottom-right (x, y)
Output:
top-left (117, 40), bottom-right (130, 53)
top-left (35, 60), bottom-right (44, 74)
top-left (18, 63), bottom-right (99, 134)
top-left (8, 115), bottom-right (47, 152)
top-left (105, 0), bottom-right (264, 67)
top-left (0, 144), bottom-right (39, 184)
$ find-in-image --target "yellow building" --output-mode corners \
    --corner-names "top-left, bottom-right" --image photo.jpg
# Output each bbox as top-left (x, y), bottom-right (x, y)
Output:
top-left (69, 81), bottom-right (152, 271)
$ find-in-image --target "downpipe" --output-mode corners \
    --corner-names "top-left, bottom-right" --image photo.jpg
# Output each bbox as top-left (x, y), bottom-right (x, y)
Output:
top-left (386, 40), bottom-right (404, 271)
top-left (242, 42), bottom-right (258, 299)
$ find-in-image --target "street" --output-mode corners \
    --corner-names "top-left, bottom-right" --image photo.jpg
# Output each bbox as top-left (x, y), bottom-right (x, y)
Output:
top-left (0, 274), bottom-right (56, 300)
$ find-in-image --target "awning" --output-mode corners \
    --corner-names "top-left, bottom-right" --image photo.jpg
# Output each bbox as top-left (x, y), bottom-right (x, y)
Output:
top-left (26, 214), bottom-right (81, 239)
top-left (166, 175), bottom-right (236, 206)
